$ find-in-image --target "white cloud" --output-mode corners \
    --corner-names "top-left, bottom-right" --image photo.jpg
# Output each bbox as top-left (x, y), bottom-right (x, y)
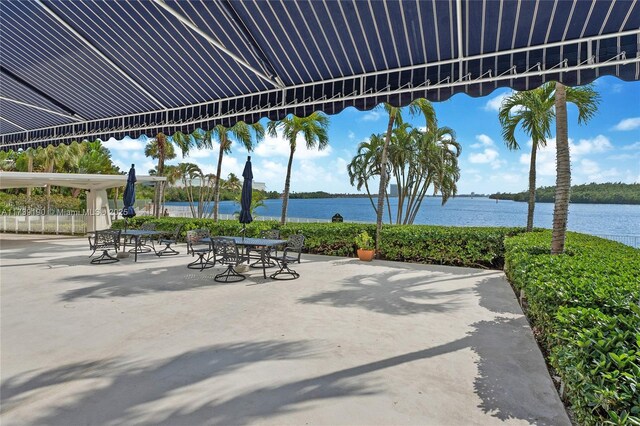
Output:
top-left (612, 117), bottom-right (640, 131)
top-left (570, 135), bottom-right (612, 155)
top-left (102, 137), bottom-right (145, 152)
top-left (362, 110), bottom-right (382, 121)
top-left (347, 131), bottom-right (356, 140)
top-left (255, 159), bottom-right (287, 189)
top-left (579, 159), bottom-right (600, 175)
top-left (483, 92), bottom-right (511, 112)
top-left (520, 140), bottom-right (557, 177)
top-left (519, 135), bottom-right (614, 180)
top-left (469, 148), bottom-right (499, 164)
top-left (623, 170), bottom-right (640, 183)
top-left (622, 141), bottom-right (640, 150)
top-left (470, 134), bottom-right (495, 148)
top-left (140, 160), bottom-right (157, 175)
top-left (185, 147), bottom-right (219, 159)
top-left (585, 167), bottom-right (621, 183)
top-left (253, 131), bottom-right (332, 160)
top-left (607, 153), bottom-right (639, 161)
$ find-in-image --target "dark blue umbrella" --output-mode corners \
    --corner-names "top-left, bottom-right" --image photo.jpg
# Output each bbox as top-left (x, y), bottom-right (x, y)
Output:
top-left (239, 156), bottom-right (253, 237)
top-left (121, 164), bottom-right (137, 230)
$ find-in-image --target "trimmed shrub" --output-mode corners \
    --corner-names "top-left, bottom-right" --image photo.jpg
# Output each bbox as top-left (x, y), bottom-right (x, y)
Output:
top-left (504, 231), bottom-right (640, 425)
top-left (380, 225), bottom-right (525, 268)
top-left (111, 218), bottom-right (525, 268)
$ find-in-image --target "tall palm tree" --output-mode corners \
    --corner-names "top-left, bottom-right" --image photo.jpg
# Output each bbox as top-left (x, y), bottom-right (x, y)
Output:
top-left (405, 125), bottom-right (461, 224)
top-left (551, 82), bottom-right (599, 254)
top-left (499, 84), bottom-right (555, 231)
top-left (267, 112), bottom-right (329, 225)
top-left (145, 133), bottom-right (176, 217)
top-left (347, 134), bottom-right (386, 214)
top-left (208, 123), bottom-right (264, 221)
top-left (376, 99), bottom-right (436, 254)
top-left (499, 83), bottom-right (599, 238)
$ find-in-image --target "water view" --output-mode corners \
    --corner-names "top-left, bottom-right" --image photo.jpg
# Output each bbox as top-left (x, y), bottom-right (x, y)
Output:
top-left (168, 197), bottom-right (639, 238)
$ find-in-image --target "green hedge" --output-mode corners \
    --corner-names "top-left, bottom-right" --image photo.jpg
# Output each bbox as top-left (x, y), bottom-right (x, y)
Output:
top-left (380, 225), bottom-right (524, 268)
top-left (112, 217), bottom-right (525, 268)
top-left (504, 232), bottom-right (640, 425)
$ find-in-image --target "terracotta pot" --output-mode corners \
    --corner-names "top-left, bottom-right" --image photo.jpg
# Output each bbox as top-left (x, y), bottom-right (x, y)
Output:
top-left (357, 248), bottom-right (375, 261)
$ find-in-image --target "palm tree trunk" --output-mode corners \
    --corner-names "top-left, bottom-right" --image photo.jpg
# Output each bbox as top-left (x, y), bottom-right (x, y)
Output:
top-left (376, 113), bottom-right (395, 255)
top-left (155, 163), bottom-right (165, 218)
top-left (280, 147), bottom-right (295, 225)
top-left (552, 82), bottom-right (570, 254)
top-left (113, 188), bottom-right (119, 220)
top-left (213, 137), bottom-right (225, 221)
top-left (26, 156), bottom-right (32, 200)
top-left (526, 141), bottom-right (538, 232)
top-left (154, 133), bottom-right (166, 218)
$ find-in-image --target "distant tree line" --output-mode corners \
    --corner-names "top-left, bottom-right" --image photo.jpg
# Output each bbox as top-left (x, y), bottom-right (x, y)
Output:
top-left (489, 182), bottom-right (640, 205)
top-left (288, 191), bottom-right (371, 199)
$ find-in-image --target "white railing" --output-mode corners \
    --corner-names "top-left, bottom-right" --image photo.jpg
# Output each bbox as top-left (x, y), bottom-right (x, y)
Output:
top-left (593, 234), bottom-right (640, 249)
top-left (0, 215), bottom-right (88, 235)
top-left (162, 206), bottom-right (332, 223)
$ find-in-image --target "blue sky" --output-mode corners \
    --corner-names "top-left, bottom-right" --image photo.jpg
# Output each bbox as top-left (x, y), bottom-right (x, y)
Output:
top-left (104, 76), bottom-right (640, 195)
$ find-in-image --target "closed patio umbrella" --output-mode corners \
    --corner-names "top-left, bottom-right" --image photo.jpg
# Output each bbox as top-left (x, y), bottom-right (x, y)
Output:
top-left (239, 156), bottom-right (253, 239)
top-left (121, 164), bottom-right (137, 231)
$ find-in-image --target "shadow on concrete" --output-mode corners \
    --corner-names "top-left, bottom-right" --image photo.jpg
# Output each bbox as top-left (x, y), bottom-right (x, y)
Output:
top-left (57, 267), bottom-right (234, 301)
top-left (1, 316), bottom-right (565, 425)
top-left (297, 270), bottom-right (566, 425)
top-left (299, 268), bottom-right (497, 316)
top-left (1, 340), bottom-right (324, 425)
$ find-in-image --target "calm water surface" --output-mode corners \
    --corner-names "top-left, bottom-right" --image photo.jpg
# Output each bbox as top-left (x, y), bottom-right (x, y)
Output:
top-left (169, 197), bottom-right (639, 237)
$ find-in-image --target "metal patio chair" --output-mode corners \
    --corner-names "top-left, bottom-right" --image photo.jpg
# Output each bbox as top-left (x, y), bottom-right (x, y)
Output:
top-left (156, 224), bottom-right (184, 256)
top-left (185, 229), bottom-right (215, 271)
top-left (269, 233), bottom-right (305, 280)
top-left (88, 229), bottom-right (121, 264)
top-left (212, 237), bottom-right (246, 283)
top-left (247, 229), bottom-right (281, 268)
top-left (128, 222), bottom-right (157, 254)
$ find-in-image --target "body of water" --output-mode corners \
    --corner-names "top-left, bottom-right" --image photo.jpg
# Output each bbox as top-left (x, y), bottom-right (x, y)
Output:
top-left (167, 197), bottom-right (639, 237)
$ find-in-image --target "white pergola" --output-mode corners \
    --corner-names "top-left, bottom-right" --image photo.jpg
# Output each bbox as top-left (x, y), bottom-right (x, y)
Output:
top-left (0, 171), bottom-right (165, 231)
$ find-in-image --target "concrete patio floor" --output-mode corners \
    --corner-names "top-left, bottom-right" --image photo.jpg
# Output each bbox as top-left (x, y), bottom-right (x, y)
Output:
top-left (0, 234), bottom-right (569, 426)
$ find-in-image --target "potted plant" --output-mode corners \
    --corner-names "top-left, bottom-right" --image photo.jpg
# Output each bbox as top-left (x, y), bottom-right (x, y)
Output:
top-left (355, 231), bottom-right (375, 261)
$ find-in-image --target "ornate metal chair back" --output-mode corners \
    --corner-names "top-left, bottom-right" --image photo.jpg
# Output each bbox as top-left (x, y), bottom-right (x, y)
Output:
top-left (141, 222), bottom-right (156, 231)
top-left (213, 237), bottom-right (242, 266)
top-left (260, 229), bottom-right (280, 240)
top-left (186, 229), bottom-right (210, 254)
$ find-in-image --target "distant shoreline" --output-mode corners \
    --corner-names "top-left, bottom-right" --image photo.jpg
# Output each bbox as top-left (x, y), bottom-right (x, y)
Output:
top-left (489, 182), bottom-right (640, 205)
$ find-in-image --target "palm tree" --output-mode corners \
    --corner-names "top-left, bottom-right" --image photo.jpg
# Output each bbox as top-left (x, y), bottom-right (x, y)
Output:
top-left (349, 124), bottom-right (460, 226)
top-left (499, 84), bottom-right (555, 231)
top-left (405, 125), bottom-right (461, 224)
top-left (15, 147), bottom-right (38, 199)
top-left (38, 144), bottom-right (73, 214)
top-left (267, 112), bottom-right (329, 225)
top-left (376, 99), bottom-right (436, 254)
top-left (347, 135), bottom-right (385, 214)
top-left (499, 83), bottom-right (599, 238)
top-left (144, 133), bottom-right (178, 217)
top-left (551, 82), bottom-right (599, 254)
top-left (223, 173), bottom-right (242, 192)
top-left (208, 123), bottom-right (264, 221)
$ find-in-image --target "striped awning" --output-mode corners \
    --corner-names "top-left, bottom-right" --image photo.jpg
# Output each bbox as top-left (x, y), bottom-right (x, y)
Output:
top-left (1, 0), bottom-right (639, 149)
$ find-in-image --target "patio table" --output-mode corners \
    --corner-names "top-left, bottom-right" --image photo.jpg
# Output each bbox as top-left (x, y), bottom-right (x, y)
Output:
top-left (120, 229), bottom-right (163, 262)
top-left (204, 236), bottom-right (287, 279)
